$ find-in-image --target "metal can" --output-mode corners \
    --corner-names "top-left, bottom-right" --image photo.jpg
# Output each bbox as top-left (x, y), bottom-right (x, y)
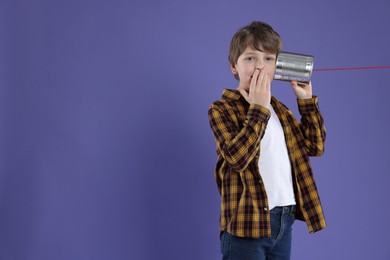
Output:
top-left (274, 52), bottom-right (314, 83)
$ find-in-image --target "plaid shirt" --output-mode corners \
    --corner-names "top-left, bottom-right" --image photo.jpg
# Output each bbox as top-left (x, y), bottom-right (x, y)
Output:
top-left (208, 89), bottom-right (326, 238)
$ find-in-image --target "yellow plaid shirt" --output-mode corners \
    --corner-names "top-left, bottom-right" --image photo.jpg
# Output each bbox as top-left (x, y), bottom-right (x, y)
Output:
top-left (208, 89), bottom-right (326, 238)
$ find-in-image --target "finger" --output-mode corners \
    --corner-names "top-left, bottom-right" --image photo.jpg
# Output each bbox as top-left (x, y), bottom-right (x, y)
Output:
top-left (291, 80), bottom-right (299, 92)
top-left (250, 68), bottom-right (261, 92)
top-left (258, 68), bottom-right (268, 91)
top-left (291, 80), bottom-right (298, 88)
top-left (264, 72), bottom-right (271, 93)
top-left (291, 80), bottom-right (311, 92)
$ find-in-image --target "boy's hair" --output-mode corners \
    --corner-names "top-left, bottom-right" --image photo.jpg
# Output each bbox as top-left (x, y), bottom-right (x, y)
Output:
top-left (228, 21), bottom-right (282, 68)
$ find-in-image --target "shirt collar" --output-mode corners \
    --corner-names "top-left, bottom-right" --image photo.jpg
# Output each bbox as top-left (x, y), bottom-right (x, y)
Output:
top-left (222, 89), bottom-right (283, 112)
top-left (222, 89), bottom-right (243, 100)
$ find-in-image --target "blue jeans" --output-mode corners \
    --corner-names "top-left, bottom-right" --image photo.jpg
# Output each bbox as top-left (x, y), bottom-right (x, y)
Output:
top-left (220, 205), bottom-right (296, 260)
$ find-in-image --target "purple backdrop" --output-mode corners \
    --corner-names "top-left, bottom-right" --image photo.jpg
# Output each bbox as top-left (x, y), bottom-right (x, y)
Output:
top-left (1, 0), bottom-right (390, 259)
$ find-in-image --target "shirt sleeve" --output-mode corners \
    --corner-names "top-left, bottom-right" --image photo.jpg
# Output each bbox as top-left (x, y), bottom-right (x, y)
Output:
top-left (208, 103), bottom-right (271, 172)
top-left (297, 96), bottom-right (326, 156)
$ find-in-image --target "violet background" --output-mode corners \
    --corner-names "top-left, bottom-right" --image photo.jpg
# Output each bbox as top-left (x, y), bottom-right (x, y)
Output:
top-left (1, 0), bottom-right (390, 259)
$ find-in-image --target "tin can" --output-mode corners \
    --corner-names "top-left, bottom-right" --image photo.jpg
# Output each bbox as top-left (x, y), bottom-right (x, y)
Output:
top-left (274, 52), bottom-right (314, 83)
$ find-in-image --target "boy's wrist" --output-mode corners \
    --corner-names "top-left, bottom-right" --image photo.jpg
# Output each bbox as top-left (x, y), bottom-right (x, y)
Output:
top-left (247, 104), bottom-right (271, 123)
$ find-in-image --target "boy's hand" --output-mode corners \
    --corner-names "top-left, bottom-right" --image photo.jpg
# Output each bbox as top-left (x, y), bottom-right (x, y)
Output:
top-left (291, 80), bottom-right (312, 99)
top-left (237, 67), bottom-right (271, 107)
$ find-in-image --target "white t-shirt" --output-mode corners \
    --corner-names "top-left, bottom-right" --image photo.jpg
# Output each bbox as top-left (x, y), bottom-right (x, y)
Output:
top-left (258, 105), bottom-right (296, 210)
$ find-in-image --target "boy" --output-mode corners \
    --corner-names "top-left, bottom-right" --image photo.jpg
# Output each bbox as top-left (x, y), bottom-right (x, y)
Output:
top-left (208, 21), bottom-right (326, 260)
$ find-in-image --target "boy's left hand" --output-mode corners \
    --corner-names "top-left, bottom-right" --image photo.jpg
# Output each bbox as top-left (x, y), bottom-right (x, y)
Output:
top-left (291, 80), bottom-right (312, 99)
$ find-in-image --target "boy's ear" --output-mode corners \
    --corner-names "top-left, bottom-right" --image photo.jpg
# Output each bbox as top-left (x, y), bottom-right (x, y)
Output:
top-left (230, 63), bottom-right (238, 75)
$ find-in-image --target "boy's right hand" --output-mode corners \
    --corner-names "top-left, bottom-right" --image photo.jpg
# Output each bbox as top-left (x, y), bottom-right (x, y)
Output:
top-left (237, 67), bottom-right (271, 107)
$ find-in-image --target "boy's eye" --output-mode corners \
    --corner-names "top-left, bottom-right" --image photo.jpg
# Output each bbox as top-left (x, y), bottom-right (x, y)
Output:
top-left (245, 56), bottom-right (255, 61)
top-left (266, 57), bottom-right (275, 61)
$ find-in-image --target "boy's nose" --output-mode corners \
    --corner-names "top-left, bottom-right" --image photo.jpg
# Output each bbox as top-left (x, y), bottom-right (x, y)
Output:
top-left (255, 60), bottom-right (265, 69)
top-left (255, 64), bottom-right (265, 70)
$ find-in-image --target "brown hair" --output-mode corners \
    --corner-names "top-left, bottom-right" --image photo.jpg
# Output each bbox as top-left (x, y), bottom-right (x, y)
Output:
top-left (228, 21), bottom-right (282, 67)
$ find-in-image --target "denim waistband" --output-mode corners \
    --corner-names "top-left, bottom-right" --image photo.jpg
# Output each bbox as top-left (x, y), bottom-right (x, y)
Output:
top-left (270, 205), bottom-right (296, 214)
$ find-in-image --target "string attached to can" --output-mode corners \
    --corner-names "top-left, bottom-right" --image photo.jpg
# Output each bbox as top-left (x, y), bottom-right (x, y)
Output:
top-left (314, 65), bottom-right (390, 72)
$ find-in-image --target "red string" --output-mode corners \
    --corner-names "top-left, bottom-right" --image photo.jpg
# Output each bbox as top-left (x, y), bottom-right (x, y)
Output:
top-left (314, 65), bottom-right (390, 72)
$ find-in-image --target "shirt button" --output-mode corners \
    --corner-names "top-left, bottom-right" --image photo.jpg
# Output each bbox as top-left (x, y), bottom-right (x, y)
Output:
top-left (264, 207), bottom-right (268, 211)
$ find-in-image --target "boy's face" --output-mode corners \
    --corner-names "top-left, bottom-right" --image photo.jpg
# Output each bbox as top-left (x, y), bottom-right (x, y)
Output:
top-left (231, 46), bottom-right (277, 91)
